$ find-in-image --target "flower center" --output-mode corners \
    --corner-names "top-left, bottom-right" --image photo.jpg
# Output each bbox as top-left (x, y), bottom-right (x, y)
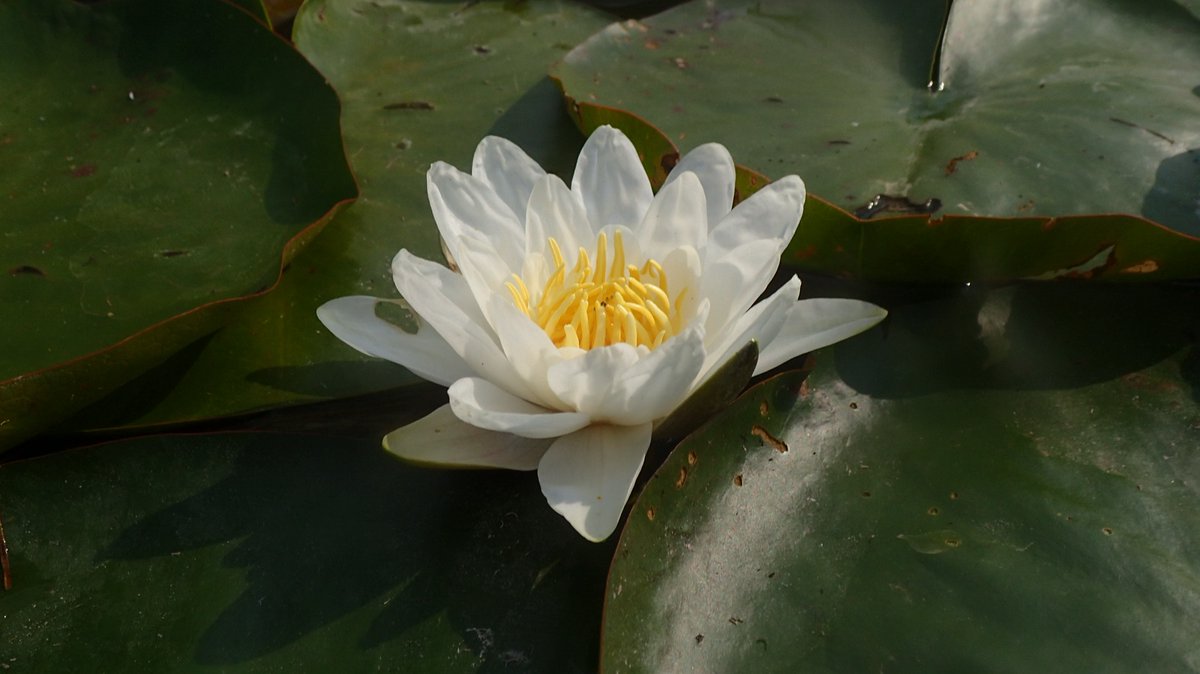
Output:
top-left (506, 230), bottom-right (686, 350)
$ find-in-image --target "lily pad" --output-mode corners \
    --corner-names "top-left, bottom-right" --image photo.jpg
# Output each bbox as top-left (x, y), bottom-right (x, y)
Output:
top-left (0, 0), bottom-right (355, 450)
top-left (62, 0), bottom-right (614, 433)
top-left (603, 281), bottom-right (1200, 671)
top-left (0, 430), bottom-right (610, 671)
top-left (552, 0), bottom-right (1200, 281)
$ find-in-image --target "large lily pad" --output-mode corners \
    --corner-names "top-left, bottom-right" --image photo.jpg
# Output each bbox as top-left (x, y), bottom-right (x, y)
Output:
top-left (552, 0), bottom-right (1200, 281)
top-left (0, 0), bottom-right (355, 450)
top-left (60, 0), bottom-right (614, 434)
top-left (0, 429), bottom-right (611, 671)
top-left (603, 281), bottom-right (1200, 671)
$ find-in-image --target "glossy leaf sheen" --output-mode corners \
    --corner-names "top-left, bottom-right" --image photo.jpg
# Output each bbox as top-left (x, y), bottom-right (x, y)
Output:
top-left (603, 282), bottom-right (1200, 671)
top-left (553, 0), bottom-right (1200, 281)
top-left (0, 0), bottom-right (354, 448)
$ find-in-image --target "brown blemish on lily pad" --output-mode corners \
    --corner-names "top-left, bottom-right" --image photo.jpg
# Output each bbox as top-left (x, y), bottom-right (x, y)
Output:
top-left (751, 425), bottom-right (787, 453)
top-left (675, 467), bottom-right (688, 489)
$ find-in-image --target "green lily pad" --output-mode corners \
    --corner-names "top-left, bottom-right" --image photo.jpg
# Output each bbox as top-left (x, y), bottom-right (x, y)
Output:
top-left (0, 429), bottom-right (610, 671)
top-left (552, 0), bottom-right (1200, 281)
top-left (603, 281), bottom-right (1200, 671)
top-left (62, 0), bottom-right (614, 434)
top-left (0, 0), bottom-right (355, 450)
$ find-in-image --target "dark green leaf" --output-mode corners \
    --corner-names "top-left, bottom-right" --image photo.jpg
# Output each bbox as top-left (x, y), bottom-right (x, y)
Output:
top-left (552, 0), bottom-right (1200, 281)
top-left (1, 431), bottom-right (609, 671)
top-left (604, 281), bottom-right (1200, 671)
top-left (0, 0), bottom-right (355, 450)
top-left (71, 0), bottom-right (614, 432)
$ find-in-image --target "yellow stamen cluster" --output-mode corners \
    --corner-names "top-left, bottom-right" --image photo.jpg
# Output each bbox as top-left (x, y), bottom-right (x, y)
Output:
top-left (507, 231), bottom-right (686, 350)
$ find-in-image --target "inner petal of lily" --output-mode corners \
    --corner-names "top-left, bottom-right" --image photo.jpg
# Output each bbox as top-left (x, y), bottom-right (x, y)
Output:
top-left (506, 230), bottom-right (687, 350)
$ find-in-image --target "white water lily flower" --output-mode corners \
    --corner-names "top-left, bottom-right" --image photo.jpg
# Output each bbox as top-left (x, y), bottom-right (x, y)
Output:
top-left (317, 126), bottom-right (886, 542)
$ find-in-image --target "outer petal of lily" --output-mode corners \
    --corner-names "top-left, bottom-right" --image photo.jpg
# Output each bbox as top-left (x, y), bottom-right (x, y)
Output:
top-left (664, 142), bottom-right (735, 228)
top-left (427, 162), bottom-right (525, 273)
top-left (316, 295), bottom-right (475, 387)
top-left (538, 422), bottom-right (653, 542)
top-left (636, 170), bottom-right (708, 262)
top-left (524, 173), bottom-right (592, 269)
top-left (448, 377), bottom-right (591, 439)
top-left (572, 125), bottom-right (653, 229)
top-left (699, 276), bottom-right (803, 382)
top-left (701, 238), bottom-right (783, 335)
top-left (707, 174), bottom-right (805, 260)
top-left (471, 135), bottom-right (545, 221)
top-left (384, 404), bottom-right (551, 471)
top-left (755, 298), bottom-right (889, 374)
top-left (392, 250), bottom-right (538, 402)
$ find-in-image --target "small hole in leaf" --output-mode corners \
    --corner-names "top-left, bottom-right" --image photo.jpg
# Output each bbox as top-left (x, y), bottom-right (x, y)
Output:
top-left (927, 507), bottom-right (940, 516)
top-left (1103, 527), bottom-right (1113, 536)
top-left (374, 300), bottom-right (418, 333)
top-left (949, 491), bottom-right (959, 500)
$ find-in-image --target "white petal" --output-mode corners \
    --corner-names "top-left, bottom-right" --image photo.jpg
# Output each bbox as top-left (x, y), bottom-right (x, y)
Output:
top-left (448, 377), bottom-right (590, 439)
top-left (701, 238), bottom-right (782, 335)
top-left (316, 295), bottom-right (474, 387)
top-left (545, 343), bottom-right (640, 417)
top-left (755, 298), bottom-right (889, 373)
top-left (665, 142), bottom-right (735, 228)
top-left (485, 295), bottom-right (569, 409)
top-left (384, 404), bottom-right (550, 471)
top-left (699, 276), bottom-right (803, 383)
top-left (392, 250), bottom-right (538, 402)
top-left (471, 135), bottom-right (545, 221)
top-left (427, 162), bottom-right (525, 273)
top-left (572, 125), bottom-right (653, 229)
top-left (706, 174), bottom-right (805, 263)
top-left (452, 231), bottom-right (518, 324)
top-left (637, 170), bottom-right (707, 261)
top-left (525, 174), bottom-right (591, 268)
top-left (603, 325), bottom-right (707, 423)
top-left (538, 422), bottom-right (652, 542)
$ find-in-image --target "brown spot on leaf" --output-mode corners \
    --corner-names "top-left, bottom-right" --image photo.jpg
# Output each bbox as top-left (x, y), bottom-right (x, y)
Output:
top-left (849, 401), bottom-right (858, 410)
top-left (659, 151), bottom-right (679, 175)
top-left (695, 634), bottom-right (704, 644)
top-left (646, 507), bottom-right (656, 521)
top-left (944, 150), bottom-right (979, 175)
top-left (944, 537), bottom-right (961, 548)
top-left (949, 491), bottom-right (959, 500)
top-left (675, 467), bottom-right (688, 489)
top-left (861, 490), bottom-right (872, 498)
top-left (644, 39), bottom-right (660, 49)
top-left (673, 57), bottom-right (689, 69)
top-left (472, 44), bottom-right (491, 55)
top-left (728, 616), bottom-right (744, 625)
top-left (927, 506), bottom-right (940, 516)
top-left (751, 425), bottom-right (787, 453)
top-left (764, 96), bottom-right (784, 103)
top-left (826, 139), bottom-right (851, 145)
top-left (158, 250), bottom-right (188, 258)
top-left (1102, 527), bottom-right (1114, 536)
top-left (758, 401), bottom-right (768, 416)
top-left (71, 164), bottom-right (97, 178)
top-left (687, 451), bottom-right (698, 466)
top-left (733, 473), bottom-right (743, 487)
